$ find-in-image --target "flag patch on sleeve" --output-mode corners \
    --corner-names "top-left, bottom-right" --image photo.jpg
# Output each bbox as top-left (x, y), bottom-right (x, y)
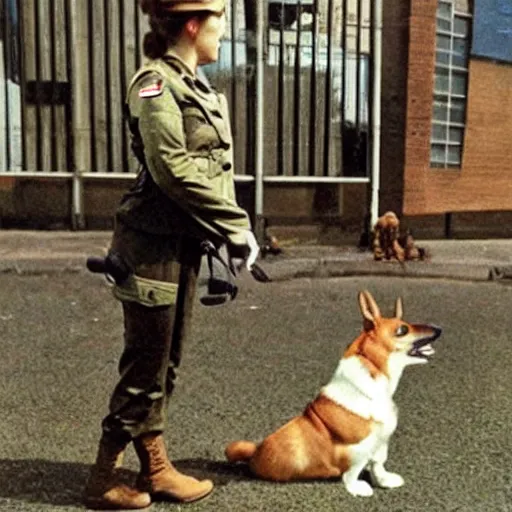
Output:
top-left (139, 80), bottom-right (164, 98)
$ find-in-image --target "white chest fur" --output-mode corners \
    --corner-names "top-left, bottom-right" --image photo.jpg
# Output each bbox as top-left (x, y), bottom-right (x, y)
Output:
top-left (320, 357), bottom-right (398, 428)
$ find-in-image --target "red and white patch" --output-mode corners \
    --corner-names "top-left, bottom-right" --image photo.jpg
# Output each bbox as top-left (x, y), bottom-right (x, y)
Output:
top-left (138, 81), bottom-right (163, 98)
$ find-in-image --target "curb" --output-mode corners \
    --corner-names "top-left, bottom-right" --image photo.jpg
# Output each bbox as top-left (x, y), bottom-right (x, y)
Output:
top-left (0, 258), bottom-right (86, 275)
top-left (263, 257), bottom-right (494, 282)
top-left (0, 255), bottom-right (500, 283)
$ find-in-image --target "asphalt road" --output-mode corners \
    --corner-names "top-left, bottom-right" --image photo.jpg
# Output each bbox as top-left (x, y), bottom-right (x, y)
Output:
top-left (0, 272), bottom-right (511, 512)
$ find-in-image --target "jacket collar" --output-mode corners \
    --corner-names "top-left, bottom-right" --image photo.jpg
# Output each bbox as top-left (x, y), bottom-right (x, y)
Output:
top-left (162, 50), bottom-right (213, 94)
top-left (163, 49), bottom-right (196, 78)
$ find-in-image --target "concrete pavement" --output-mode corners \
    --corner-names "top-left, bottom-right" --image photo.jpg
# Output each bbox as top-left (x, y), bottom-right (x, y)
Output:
top-left (1, 273), bottom-right (511, 512)
top-left (1, 229), bottom-right (512, 282)
top-left (1, 235), bottom-right (512, 511)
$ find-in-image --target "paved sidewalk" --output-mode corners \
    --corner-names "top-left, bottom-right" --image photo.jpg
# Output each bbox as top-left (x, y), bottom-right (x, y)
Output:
top-left (1, 230), bottom-right (512, 282)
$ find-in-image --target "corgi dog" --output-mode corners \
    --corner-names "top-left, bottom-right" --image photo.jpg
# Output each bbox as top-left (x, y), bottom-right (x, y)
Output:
top-left (225, 290), bottom-right (442, 497)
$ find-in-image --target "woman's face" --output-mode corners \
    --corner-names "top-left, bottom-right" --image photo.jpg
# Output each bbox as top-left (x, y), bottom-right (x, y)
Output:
top-left (195, 11), bottom-right (226, 65)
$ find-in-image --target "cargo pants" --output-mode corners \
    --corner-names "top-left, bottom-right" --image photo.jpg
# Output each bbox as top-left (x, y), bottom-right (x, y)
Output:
top-left (101, 221), bottom-right (202, 442)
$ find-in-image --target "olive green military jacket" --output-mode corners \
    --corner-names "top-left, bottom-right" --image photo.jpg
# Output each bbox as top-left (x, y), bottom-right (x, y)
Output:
top-left (117, 50), bottom-right (250, 248)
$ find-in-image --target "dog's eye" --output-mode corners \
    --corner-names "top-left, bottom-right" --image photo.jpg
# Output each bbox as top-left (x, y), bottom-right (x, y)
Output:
top-left (396, 325), bottom-right (409, 336)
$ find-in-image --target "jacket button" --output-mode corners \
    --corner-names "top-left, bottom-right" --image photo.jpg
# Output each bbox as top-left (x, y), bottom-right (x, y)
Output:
top-left (222, 162), bottom-right (232, 171)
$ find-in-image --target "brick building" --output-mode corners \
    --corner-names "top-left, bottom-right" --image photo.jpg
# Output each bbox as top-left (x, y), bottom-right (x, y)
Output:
top-left (380, 0), bottom-right (512, 236)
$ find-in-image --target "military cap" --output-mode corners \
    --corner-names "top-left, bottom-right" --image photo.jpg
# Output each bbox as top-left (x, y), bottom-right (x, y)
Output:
top-left (161, 0), bottom-right (225, 12)
top-left (140, 0), bottom-right (225, 14)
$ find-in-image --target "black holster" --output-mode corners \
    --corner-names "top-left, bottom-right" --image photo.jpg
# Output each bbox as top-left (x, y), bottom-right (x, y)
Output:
top-left (86, 251), bottom-right (132, 285)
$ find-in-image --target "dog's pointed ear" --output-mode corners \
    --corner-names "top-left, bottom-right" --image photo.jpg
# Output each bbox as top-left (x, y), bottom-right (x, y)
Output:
top-left (359, 290), bottom-right (381, 329)
top-left (395, 297), bottom-right (403, 319)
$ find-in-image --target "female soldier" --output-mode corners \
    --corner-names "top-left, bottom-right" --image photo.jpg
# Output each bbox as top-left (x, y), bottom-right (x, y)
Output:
top-left (84, 0), bottom-right (259, 509)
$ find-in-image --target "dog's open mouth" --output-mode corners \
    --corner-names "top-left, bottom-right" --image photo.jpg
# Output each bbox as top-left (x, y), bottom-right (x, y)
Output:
top-left (408, 325), bottom-right (442, 359)
top-left (409, 344), bottom-right (435, 359)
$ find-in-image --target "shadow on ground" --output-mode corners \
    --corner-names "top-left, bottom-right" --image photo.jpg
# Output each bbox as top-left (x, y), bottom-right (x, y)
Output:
top-left (0, 458), bottom-right (253, 507)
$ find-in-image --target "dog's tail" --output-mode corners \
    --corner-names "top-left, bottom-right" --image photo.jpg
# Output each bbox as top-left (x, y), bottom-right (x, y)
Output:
top-left (225, 440), bottom-right (257, 463)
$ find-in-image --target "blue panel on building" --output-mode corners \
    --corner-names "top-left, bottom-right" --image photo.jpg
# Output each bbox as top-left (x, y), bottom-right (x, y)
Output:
top-left (472, 0), bottom-right (512, 63)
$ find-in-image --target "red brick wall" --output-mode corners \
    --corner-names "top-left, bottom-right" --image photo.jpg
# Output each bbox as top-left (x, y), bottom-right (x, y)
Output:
top-left (403, 0), bottom-right (512, 215)
top-left (403, 0), bottom-right (437, 213)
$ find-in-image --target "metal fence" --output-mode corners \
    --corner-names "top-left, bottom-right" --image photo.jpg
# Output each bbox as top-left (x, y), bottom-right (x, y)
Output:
top-left (0, 0), bottom-right (376, 225)
top-left (210, 0), bottom-right (373, 181)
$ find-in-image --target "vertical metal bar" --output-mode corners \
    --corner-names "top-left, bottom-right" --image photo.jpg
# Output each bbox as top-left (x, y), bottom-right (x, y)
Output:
top-left (292, 0), bottom-right (302, 176)
top-left (341, 0), bottom-right (347, 134)
top-left (370, 0), bottom-right (383, 227)
top-left (362, 0), bottom-right (375, 239)
top-left (230, 0), bottom-right (237, 139)
top-left (368, 0), bottom-right (374, 178)
top-left (119, 0), bottom-right (129, 173)
top-left (33, 0), bottom-right (42, 170)
top-left (367, 0), bottom-right (373, 179)
top-left (243, 0), bottom-right (256, 181)
top-left (308, 0), bottom-right (318, 176)
top-left (87, 2), bottom-right (96, 171)
top-left (64, 0), bottom-right (73, 175)
top-left (2, 0), bottom-right (11, 169)
top-left (322, 0), bottom-right (333, 176)
top-left (69, 0), bottom-right (85, 229)
top-left (355, 0), bottom-right (362, 175)
top-left (103, 0), bottom-right (113, 173)
top-left (254, 0), bottom-right (265, 241)
top-left (49, 0), bottom-right (57, 171)
top-left (277, 0), bottom-right (285, 176)
top-left (16, 0), bottom-right (26, 170)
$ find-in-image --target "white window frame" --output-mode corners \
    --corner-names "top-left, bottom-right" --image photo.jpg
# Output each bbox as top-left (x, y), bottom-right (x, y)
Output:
top-left (430, 1), bottom-right (472, 169)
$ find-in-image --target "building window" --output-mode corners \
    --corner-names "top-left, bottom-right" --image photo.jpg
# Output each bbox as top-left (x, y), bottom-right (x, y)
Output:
top-left (268, 1), bottom-right (315, 31)
top-left (431, 1), bottom-right (472, 168)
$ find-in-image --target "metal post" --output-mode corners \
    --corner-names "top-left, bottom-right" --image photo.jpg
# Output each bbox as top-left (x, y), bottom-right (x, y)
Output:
top-left (0, 3), bottom-right (6, 172)
top-left (69, 0), bottom-right (86, 229)
top-left (254, 0), bottom-right (265, 242)
top-left (370, 0), bottom-right (382, 228)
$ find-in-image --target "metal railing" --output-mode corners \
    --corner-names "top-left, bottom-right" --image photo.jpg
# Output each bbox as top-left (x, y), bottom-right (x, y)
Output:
top-left (0, 0), bottom-right (378, 227)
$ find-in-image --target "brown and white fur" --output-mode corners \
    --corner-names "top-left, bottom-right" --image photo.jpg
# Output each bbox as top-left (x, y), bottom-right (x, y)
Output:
top-left (225, 290), bottom-right (442, 497)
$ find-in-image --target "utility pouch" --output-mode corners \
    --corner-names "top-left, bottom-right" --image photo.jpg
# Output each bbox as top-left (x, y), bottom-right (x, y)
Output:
top-left (112, 274), bottom-right (178, 307)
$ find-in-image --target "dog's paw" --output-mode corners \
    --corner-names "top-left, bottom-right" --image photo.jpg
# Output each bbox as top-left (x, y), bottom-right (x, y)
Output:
top-left (343, 478), bottom-right (374, 497)
top-left (372, 471), bottom-right (404, 489)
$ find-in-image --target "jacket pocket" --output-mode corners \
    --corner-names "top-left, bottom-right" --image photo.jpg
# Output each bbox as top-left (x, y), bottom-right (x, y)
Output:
top-left (192, 155), bottom-right (221, 180)
top-left (182, 106), bottom-right (219, 152)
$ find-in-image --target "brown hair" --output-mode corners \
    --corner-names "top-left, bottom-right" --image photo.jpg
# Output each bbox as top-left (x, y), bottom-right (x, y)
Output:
top-left (139, 1), bottom-right (212, 59)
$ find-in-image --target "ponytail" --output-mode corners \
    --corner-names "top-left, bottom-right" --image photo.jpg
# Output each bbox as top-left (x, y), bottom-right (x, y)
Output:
top-left (143, 28), bottom-right (169, 60)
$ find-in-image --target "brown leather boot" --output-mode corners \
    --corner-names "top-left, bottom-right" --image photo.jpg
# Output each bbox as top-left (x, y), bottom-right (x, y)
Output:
top-left (84, 434), bottom-right (151, 510)
top-left (134, 433), bottom-right (214, 503)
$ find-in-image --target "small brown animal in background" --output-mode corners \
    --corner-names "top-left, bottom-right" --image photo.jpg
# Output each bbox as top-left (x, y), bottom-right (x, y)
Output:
top-left (372, 212), bottom-right (428, 262)
top-left (372, 212), bottom-right (404, 262)
top-left (398, 230), bottom-right (429, 261)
